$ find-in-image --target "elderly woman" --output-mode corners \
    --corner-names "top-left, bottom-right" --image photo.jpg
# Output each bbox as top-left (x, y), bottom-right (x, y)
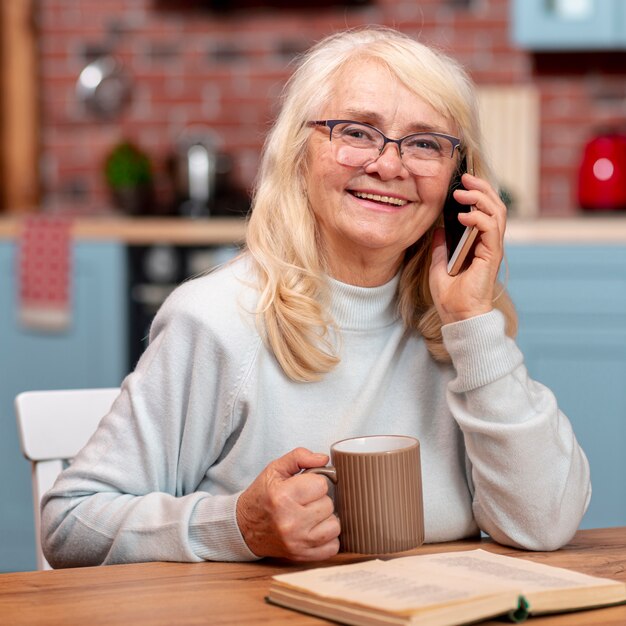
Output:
top-left (42, 27), bottom-right (590, 568)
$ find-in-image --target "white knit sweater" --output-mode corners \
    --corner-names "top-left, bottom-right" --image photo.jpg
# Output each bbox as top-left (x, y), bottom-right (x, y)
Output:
top-left (41, 255), bottom-right (591, 567)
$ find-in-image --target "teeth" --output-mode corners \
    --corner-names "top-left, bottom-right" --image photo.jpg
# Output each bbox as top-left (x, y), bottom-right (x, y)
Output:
top-left (352, 191), bottom-right (408, 206)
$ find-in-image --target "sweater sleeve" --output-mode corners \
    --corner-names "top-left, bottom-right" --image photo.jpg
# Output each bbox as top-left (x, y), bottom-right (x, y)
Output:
top-left (41, 282), bottom-right (259, 567)
top-left (441, 310), bottom-right (591, 551)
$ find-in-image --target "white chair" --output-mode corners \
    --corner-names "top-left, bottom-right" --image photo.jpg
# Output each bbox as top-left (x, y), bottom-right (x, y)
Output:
top-left (15, 387), bottom-right (120, 570)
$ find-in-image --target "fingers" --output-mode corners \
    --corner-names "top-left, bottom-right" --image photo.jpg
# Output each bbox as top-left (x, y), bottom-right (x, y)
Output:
top-left (429, 172), bottom-right (507, 323)
top-left (268, 447), bottom-right (331, 506)
top-left (302, 486), bottom-right (336, 519)
top-left (459, 172), bottom-right (504, 206)
top-left (456, 213), bottom-right (503, 272)
top-left (284, 471), bottom-right (331, 505)
top-left (451, 174), bottom-right (505, 259)
top-left (454, 173), bottom-right (506, 231)
top-left (236, 448), bottom-right (341, 561)
top-left (285, 500), bottom-right (341, 562)
top-left (290, 516), bottom-right (341, 562)
top-left (265, 487), bottom-right (340, 560)
top-left (269, 447), bottom-right (329, 480)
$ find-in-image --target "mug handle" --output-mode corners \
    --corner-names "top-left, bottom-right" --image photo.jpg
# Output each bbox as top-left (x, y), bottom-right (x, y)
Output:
top-left (303, 466), bottom-right (337, 483)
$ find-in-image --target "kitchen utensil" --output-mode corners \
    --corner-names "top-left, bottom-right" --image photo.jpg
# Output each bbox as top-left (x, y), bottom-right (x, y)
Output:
top-left (76, 57), bottom-right (131, 119)
top-left (578, 131), bottom-right (626, 212)
top-left (175, 128), bottom-right (219, 217)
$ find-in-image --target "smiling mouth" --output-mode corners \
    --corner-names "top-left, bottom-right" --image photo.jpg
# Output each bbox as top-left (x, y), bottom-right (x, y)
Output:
top-left (350, 191), bottom-right (409, 207)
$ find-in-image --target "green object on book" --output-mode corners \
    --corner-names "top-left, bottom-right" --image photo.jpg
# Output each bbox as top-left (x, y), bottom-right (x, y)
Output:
top-left (508, 595), bottom-right (530, 623)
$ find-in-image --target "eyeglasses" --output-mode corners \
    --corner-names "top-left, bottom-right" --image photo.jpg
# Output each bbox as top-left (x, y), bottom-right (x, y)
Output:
top-left (308, 120), bottom-right (461, 177)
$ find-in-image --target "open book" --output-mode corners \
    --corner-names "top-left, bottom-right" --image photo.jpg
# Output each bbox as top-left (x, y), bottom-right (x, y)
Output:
top-left (267, 549), bottom-right (626, 626)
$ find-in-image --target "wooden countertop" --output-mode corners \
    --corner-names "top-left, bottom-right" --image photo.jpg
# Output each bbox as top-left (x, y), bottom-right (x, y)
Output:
top-left (505, 215), bottom-right (626, 244)
top-left (0, 216), bottom-right (248, 245)
top-left (3, 215), bottom-right (626, 244)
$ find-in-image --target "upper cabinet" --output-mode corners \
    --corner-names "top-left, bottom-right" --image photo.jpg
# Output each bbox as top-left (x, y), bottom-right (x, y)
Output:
top-left (511, 0), bottom-right (626, 50)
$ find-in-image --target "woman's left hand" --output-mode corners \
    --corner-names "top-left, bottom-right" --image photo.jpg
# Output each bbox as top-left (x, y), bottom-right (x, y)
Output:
top-left (429, 172), bottom-right (506, 325)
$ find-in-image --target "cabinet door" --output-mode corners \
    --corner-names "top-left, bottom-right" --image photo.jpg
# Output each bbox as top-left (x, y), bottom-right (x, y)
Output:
top-left (512, 0), bottom-right (620, 49)
top-left (0, 241), bottom-right (128, 572)
top-left (506, 244), bottom-right (626, 529)
top-left (618, 0), bottom-right (626, 44)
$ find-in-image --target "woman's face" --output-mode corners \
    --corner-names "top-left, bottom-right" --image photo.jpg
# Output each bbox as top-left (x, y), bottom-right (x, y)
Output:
top-left (305, 58), bottom-right (459, 286)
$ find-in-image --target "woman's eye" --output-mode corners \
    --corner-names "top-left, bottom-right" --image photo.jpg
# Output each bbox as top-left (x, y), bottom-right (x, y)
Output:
top-left (342, 125), bottom-right (375, 141)
top-left (406, 136), bottom-right (442, 153)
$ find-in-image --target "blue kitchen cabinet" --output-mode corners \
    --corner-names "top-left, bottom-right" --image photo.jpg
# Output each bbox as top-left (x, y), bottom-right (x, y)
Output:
top-left (505, 244), bottom-right (626, 530)
top-left (511, 0), bottom-right (626, 50)
top-left (0, 240), bottom-right (128, 572)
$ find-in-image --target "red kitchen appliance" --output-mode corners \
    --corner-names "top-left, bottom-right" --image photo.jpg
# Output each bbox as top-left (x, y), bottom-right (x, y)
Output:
top-left (577, 131), bottom-right (626, 212)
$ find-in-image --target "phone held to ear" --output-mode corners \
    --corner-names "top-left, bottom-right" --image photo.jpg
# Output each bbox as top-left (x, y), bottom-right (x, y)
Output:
top-left (444, 157), bottom-right (478, 276)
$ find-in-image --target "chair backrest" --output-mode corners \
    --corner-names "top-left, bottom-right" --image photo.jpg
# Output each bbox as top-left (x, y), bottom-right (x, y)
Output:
top-left (15, 387), bottom-right (120, 570)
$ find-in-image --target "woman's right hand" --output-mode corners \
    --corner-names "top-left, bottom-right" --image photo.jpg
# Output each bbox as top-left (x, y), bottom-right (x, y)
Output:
top-left (236, 448), bottom-right (341, 561)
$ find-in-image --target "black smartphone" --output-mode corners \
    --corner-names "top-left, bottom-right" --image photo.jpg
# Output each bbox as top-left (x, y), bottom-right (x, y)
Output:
top-left (443, 156), bottom-right (478, 276)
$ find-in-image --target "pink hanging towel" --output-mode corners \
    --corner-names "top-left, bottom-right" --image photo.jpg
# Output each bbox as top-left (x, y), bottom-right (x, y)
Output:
top-left (18, 216), bottom-right (73, 332)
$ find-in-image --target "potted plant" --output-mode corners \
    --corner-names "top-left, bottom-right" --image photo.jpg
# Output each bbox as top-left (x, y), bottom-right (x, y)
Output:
top-left (104, 141), bottom-right (154, 215)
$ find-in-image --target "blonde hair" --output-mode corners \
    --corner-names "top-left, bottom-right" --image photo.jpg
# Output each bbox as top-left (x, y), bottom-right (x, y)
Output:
top-left (245, 26), bottom-right (517, 381)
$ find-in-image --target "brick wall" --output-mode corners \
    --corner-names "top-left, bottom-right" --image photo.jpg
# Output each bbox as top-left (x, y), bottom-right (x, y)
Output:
top-left (38, 0), bottom-right (626, 216)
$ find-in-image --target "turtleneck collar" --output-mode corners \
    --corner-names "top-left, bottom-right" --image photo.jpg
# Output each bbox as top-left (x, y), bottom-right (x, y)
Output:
top-left (327, 273), bottom-right (401, 330)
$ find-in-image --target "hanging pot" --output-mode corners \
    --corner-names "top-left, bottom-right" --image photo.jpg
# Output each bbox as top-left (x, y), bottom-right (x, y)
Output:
top-left (76, 57), bottom-right (132, 119)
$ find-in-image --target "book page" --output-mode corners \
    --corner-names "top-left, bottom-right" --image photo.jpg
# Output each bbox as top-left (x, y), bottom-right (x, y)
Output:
top-left (391, 549), bottom-right (626, 614)
top-left (273, 555), bottom-right (518, 614)
top-left (400, 549), bottom-right (617, 594)
top-left (272, 549), bottom-right (626, 616)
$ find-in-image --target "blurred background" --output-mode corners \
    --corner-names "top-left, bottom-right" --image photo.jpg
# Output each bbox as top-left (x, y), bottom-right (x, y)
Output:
top-left (1, 0), bottom-right (626, 572)
top-left (2, 0), bottom-right (625, 217)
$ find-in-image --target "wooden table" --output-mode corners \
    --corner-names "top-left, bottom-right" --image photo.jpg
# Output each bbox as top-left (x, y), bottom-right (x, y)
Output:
top-left (1, 527), bottom-right (625, 625)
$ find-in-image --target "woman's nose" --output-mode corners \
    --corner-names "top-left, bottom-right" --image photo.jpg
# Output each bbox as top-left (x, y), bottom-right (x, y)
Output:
top-left (365, 142), bottom-right (410, 179)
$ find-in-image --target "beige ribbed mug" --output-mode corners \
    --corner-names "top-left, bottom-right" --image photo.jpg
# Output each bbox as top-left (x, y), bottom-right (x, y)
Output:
top-left (308, 435), bottom-right (424, 555)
